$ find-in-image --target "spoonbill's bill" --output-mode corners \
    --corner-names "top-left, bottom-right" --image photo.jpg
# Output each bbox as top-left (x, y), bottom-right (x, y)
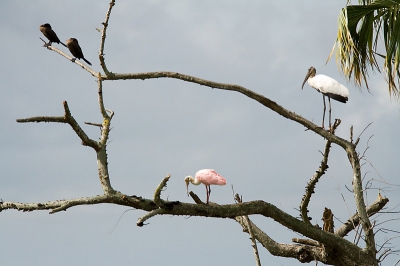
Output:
top-left (301, 66), bottom-right (349, 129)
top-left (185, 169), bottom-right (226, 204)
top-left (39, 23), bottom-right (67, 47)
top-left (66, 38), bottom-right (92, 66)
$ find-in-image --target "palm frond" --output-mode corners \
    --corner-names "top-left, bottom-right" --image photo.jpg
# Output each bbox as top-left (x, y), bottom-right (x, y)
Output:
top-left (329, 0), bottom-right (400, 98)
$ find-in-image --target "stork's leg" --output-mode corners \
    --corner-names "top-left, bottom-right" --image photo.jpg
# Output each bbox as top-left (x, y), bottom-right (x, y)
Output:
top-left (328, 97), bottom-right (332, 129)
top-left (322, 95), bottom-right (326, 128)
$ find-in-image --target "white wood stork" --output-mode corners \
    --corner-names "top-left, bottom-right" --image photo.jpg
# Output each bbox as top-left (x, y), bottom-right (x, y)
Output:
top-left (301, 66), bottom-right (349, 129)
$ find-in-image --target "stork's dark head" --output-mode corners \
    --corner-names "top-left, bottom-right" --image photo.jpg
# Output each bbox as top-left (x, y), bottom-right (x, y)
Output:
top-left (301, 66), bottom-right (317, 89)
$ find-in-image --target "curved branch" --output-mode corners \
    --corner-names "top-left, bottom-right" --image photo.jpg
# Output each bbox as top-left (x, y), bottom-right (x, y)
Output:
top-left (235, 216), bottom-right (341, 264)
top-left (17, 101), bottom-right (100, 151)
top-left (0, 194), bottom-right (112, 214)
top-left (0, 192), bottom-right (156, 214)
top-left (99, 71), bottom-right (348, 146)
top-left (142, 199), bottom-right (374, 265)
top-left (231, 206), bottom-right (368, 265)
top-left (153, 175), bottom-right (171, 207)
top-left (98, 0), bottom-right (115, 76)
top-left (300, 121), bottom-right (339, 225)
top-left (347, 146), bottom-right (376, 255)
top-left (137, 208), bottom-right (165, 226)
top-left (41, 45), bottom-right (98, 77)
top-left (335, 194), bottom-right (390, 238)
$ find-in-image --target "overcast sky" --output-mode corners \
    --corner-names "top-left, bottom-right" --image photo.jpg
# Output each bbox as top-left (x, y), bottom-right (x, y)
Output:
top-left (1, 1), bottom-right (399, 265)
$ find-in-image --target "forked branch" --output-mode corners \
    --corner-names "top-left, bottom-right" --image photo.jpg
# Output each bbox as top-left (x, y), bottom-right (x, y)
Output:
top-left (16, 101), bottom-right (100, 151)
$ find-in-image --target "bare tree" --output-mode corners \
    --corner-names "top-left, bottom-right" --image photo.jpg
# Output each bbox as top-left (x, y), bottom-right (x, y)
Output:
top-left (0, 1), bottom-right (394, 265)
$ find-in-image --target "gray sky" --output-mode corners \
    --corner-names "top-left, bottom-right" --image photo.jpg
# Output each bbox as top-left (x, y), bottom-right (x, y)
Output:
top-left (1, 1), bottom-right (399, 265)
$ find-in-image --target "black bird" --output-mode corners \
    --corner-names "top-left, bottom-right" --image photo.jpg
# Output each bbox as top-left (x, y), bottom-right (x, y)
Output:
top-left (66, 38), bottom-right (92, 66)
top-left (39, 23), bottom-right (67, 47)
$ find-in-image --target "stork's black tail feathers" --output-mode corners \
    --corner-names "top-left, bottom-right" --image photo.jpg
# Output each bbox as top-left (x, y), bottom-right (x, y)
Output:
top-left (324, 93), bottom-right (348, 103)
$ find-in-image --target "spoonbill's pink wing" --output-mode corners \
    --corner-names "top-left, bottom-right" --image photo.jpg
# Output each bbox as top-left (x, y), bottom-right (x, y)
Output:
top-left (196, 169), bottom-right (227, 186)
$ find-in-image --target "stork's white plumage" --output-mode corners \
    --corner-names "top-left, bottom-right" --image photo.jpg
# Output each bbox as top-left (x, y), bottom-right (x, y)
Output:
top-left (301, 66), bottom-right (349, 129)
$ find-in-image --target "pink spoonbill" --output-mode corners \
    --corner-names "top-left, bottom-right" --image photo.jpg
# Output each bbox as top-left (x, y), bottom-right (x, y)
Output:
top-left (185, 169), bottom-right (226, 204)
top-left (302, 66), bottom-right (349, 129)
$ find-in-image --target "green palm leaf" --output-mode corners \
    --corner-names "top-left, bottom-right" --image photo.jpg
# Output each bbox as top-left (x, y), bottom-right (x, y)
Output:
top-left (329, 0), bottom-right (400, 98)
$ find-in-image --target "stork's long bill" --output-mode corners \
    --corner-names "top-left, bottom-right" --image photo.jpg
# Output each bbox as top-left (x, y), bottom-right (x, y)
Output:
top-left (301, 67), bottom-right (316, 89)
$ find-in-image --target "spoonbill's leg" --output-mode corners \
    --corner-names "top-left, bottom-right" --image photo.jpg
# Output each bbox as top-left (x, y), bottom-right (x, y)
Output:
top-left (205, 185), bottom-right (211, 204)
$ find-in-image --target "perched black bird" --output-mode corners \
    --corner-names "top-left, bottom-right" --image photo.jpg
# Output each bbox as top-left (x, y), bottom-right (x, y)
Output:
top-left (39, 23), bottom-right (67, 47)
top-left (66, 38), bottom-right (92, 66)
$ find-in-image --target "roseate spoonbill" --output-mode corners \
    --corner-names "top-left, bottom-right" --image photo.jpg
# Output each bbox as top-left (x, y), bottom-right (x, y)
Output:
top-left (66, 38), bottom-right (92, 66)
top-left (39, 23), bottom-right (67, 47)
top-left (185, 169), bottom-right (226, 204)
top-left (301, 66), bottom-right (349, 129)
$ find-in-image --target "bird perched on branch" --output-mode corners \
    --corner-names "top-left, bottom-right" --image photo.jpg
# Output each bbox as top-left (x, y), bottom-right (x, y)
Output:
top-left (39, 23), bottom-right (67, 47)
top-left (185, 169), bottom-right (226, 204)
top-left (66, 38), bottom-right (92, 66)
top-left (301, 66), bottom-right (349, 129)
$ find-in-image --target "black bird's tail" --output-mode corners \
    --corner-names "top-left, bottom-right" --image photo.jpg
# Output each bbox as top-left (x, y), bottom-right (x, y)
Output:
top-left (60, 42), bottom-right (67, 48)
top-left (82, 57), bottom-right (92, 66)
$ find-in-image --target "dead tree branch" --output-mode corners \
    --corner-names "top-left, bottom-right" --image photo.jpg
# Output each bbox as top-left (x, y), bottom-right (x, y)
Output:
top-left (335, 193), bottom-right (390, 238)
top-left (98, 0), bottom-right (115, 76)
top-left (235, 194), bottom-right (261, 266)
top-left (16, 101), bottom-right (100, 151)
top-left (300, 120), bottom-right (339, 226)
top-left (40, 44), bottom-right (97, 76)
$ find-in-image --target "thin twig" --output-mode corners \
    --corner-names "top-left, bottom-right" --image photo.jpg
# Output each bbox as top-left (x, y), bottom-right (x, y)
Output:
top-left (84, 122), bottom-right (102, 127)
top-left (355, 122), bottom-right (373, 146)
top-left (137, 208), bottom-right (165, 227)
